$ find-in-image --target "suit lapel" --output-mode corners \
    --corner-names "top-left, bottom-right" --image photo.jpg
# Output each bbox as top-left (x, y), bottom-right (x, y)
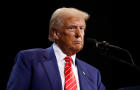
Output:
top-left (42, 46), bottom-right (62, 90)
top-left (76, 59), bottom-right (96, 90)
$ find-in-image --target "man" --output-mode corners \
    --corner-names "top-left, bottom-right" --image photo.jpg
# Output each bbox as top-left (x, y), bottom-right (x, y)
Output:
top-left (7, 7), bottom-right (106, 90)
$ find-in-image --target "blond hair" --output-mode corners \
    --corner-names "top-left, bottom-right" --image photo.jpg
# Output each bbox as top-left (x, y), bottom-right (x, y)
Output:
top-left (48, 7), bottom-right (90, 42)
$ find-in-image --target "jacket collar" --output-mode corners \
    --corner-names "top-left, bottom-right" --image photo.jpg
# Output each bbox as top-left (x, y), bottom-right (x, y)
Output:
top-left (76, 59), bottom-right (96, 90)
top-left (42, 45), bottom-right (96, 90)
top-left (42, 45), bottom-right (62, 90)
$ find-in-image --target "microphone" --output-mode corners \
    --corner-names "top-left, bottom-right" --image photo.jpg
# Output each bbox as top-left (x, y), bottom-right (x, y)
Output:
top-left (86, 38), bottom-right (121, 49)
top-left (86, 38), bottom-right (135, 65)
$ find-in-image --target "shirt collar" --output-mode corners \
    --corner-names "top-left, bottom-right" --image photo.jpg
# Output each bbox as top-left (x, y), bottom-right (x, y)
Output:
top-left (53, 43), bottom-right (76, 65)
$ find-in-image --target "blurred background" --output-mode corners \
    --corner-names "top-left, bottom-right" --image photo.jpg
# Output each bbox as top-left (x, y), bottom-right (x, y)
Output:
top-left (1, 0), bottom-right (140, 90)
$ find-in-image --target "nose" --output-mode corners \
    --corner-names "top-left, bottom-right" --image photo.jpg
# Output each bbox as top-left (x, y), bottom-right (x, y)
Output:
top-left (75, 28), bottom-right (82, 38)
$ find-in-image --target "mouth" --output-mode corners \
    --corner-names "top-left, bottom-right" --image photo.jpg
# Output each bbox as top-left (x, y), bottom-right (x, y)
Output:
top-left (74, 41), bottom-right (82, 44)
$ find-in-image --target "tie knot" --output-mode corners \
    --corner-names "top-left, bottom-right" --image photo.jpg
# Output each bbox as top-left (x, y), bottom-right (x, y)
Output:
top-left (64, 56), bottom-right (72, 62)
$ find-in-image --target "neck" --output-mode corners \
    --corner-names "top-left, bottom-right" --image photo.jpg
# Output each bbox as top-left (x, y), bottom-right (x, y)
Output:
top-left (55, 43), bottom-right (78, 56)
top-left (63, 50), bottom-right (76, 56)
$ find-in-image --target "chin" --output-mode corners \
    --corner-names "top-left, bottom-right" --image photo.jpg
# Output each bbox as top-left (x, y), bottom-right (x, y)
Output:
top-left (74, 46), bottom-right (83, 52)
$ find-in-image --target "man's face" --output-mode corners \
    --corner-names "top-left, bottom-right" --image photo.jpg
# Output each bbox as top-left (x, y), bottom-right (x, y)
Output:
top-left (56, 17), bottom-right (86, 55)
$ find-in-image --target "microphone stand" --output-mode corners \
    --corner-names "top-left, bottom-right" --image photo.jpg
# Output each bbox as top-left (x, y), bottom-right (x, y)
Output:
top-left (97, 42), bottom-right (140, 72)
top-left (108, 55), bottom-right (140, 72)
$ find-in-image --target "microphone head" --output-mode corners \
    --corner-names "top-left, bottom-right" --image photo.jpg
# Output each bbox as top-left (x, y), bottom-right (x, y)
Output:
top-left (86, 38), bottom-right (99, 48)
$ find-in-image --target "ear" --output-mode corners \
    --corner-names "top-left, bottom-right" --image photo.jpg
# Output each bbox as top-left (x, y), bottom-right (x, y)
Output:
top-left (52, 28), bottom-right (60, 40)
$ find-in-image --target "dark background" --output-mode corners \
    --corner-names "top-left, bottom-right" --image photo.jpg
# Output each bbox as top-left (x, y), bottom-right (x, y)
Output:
top-left (1, 0), bottom-right (140, 90)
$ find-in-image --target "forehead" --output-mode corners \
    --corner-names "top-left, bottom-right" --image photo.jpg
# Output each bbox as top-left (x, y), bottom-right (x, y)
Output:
top-left (63, 16), bottom-right (86, 26)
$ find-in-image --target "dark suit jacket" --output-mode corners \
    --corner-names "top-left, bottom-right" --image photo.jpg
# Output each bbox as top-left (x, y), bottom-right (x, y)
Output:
top-left (7, 45), bottom-right (106, 90)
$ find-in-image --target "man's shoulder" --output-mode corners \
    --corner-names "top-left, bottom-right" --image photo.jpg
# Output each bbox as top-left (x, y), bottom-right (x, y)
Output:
top-left (19, 48), bottom-right (46, 54)
top-left (17, 46), bottom-right (53, 57)
top-left (76, 58), bottom-right (99, 72)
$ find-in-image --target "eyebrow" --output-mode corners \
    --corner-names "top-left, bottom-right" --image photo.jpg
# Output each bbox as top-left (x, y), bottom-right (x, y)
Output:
top-left (68, 24), bottom-right (86, 27)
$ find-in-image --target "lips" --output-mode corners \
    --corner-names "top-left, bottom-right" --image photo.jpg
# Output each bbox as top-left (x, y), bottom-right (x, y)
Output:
top-left (74, 41), bottom-right (82, 44)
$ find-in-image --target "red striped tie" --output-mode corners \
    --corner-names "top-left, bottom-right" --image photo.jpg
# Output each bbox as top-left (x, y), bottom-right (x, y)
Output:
top-left (64, 56), bottom-right (78, 90)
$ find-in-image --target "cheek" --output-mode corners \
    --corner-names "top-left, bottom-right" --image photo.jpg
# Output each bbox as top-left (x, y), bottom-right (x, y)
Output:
top-left (61, 34), bottom-right (73, 44)
top-left (65, 32), bottom-right (75, 40)
top-left (82, 31), bottom-right (85, 36)
top-left (81, 33), bottom-right (85, 40)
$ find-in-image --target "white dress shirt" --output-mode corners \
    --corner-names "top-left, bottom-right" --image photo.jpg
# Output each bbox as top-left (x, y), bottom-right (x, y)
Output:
top-left (53, 43), bottom-right (80, 90)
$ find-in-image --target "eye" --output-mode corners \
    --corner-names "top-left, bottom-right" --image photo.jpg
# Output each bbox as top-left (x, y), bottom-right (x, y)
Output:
top-left (68, 26), bottom-right (74, 29)
top-left (67, 26), bottom-right (76, 31)
top-left (80, 27), bottom-right (85, 31)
